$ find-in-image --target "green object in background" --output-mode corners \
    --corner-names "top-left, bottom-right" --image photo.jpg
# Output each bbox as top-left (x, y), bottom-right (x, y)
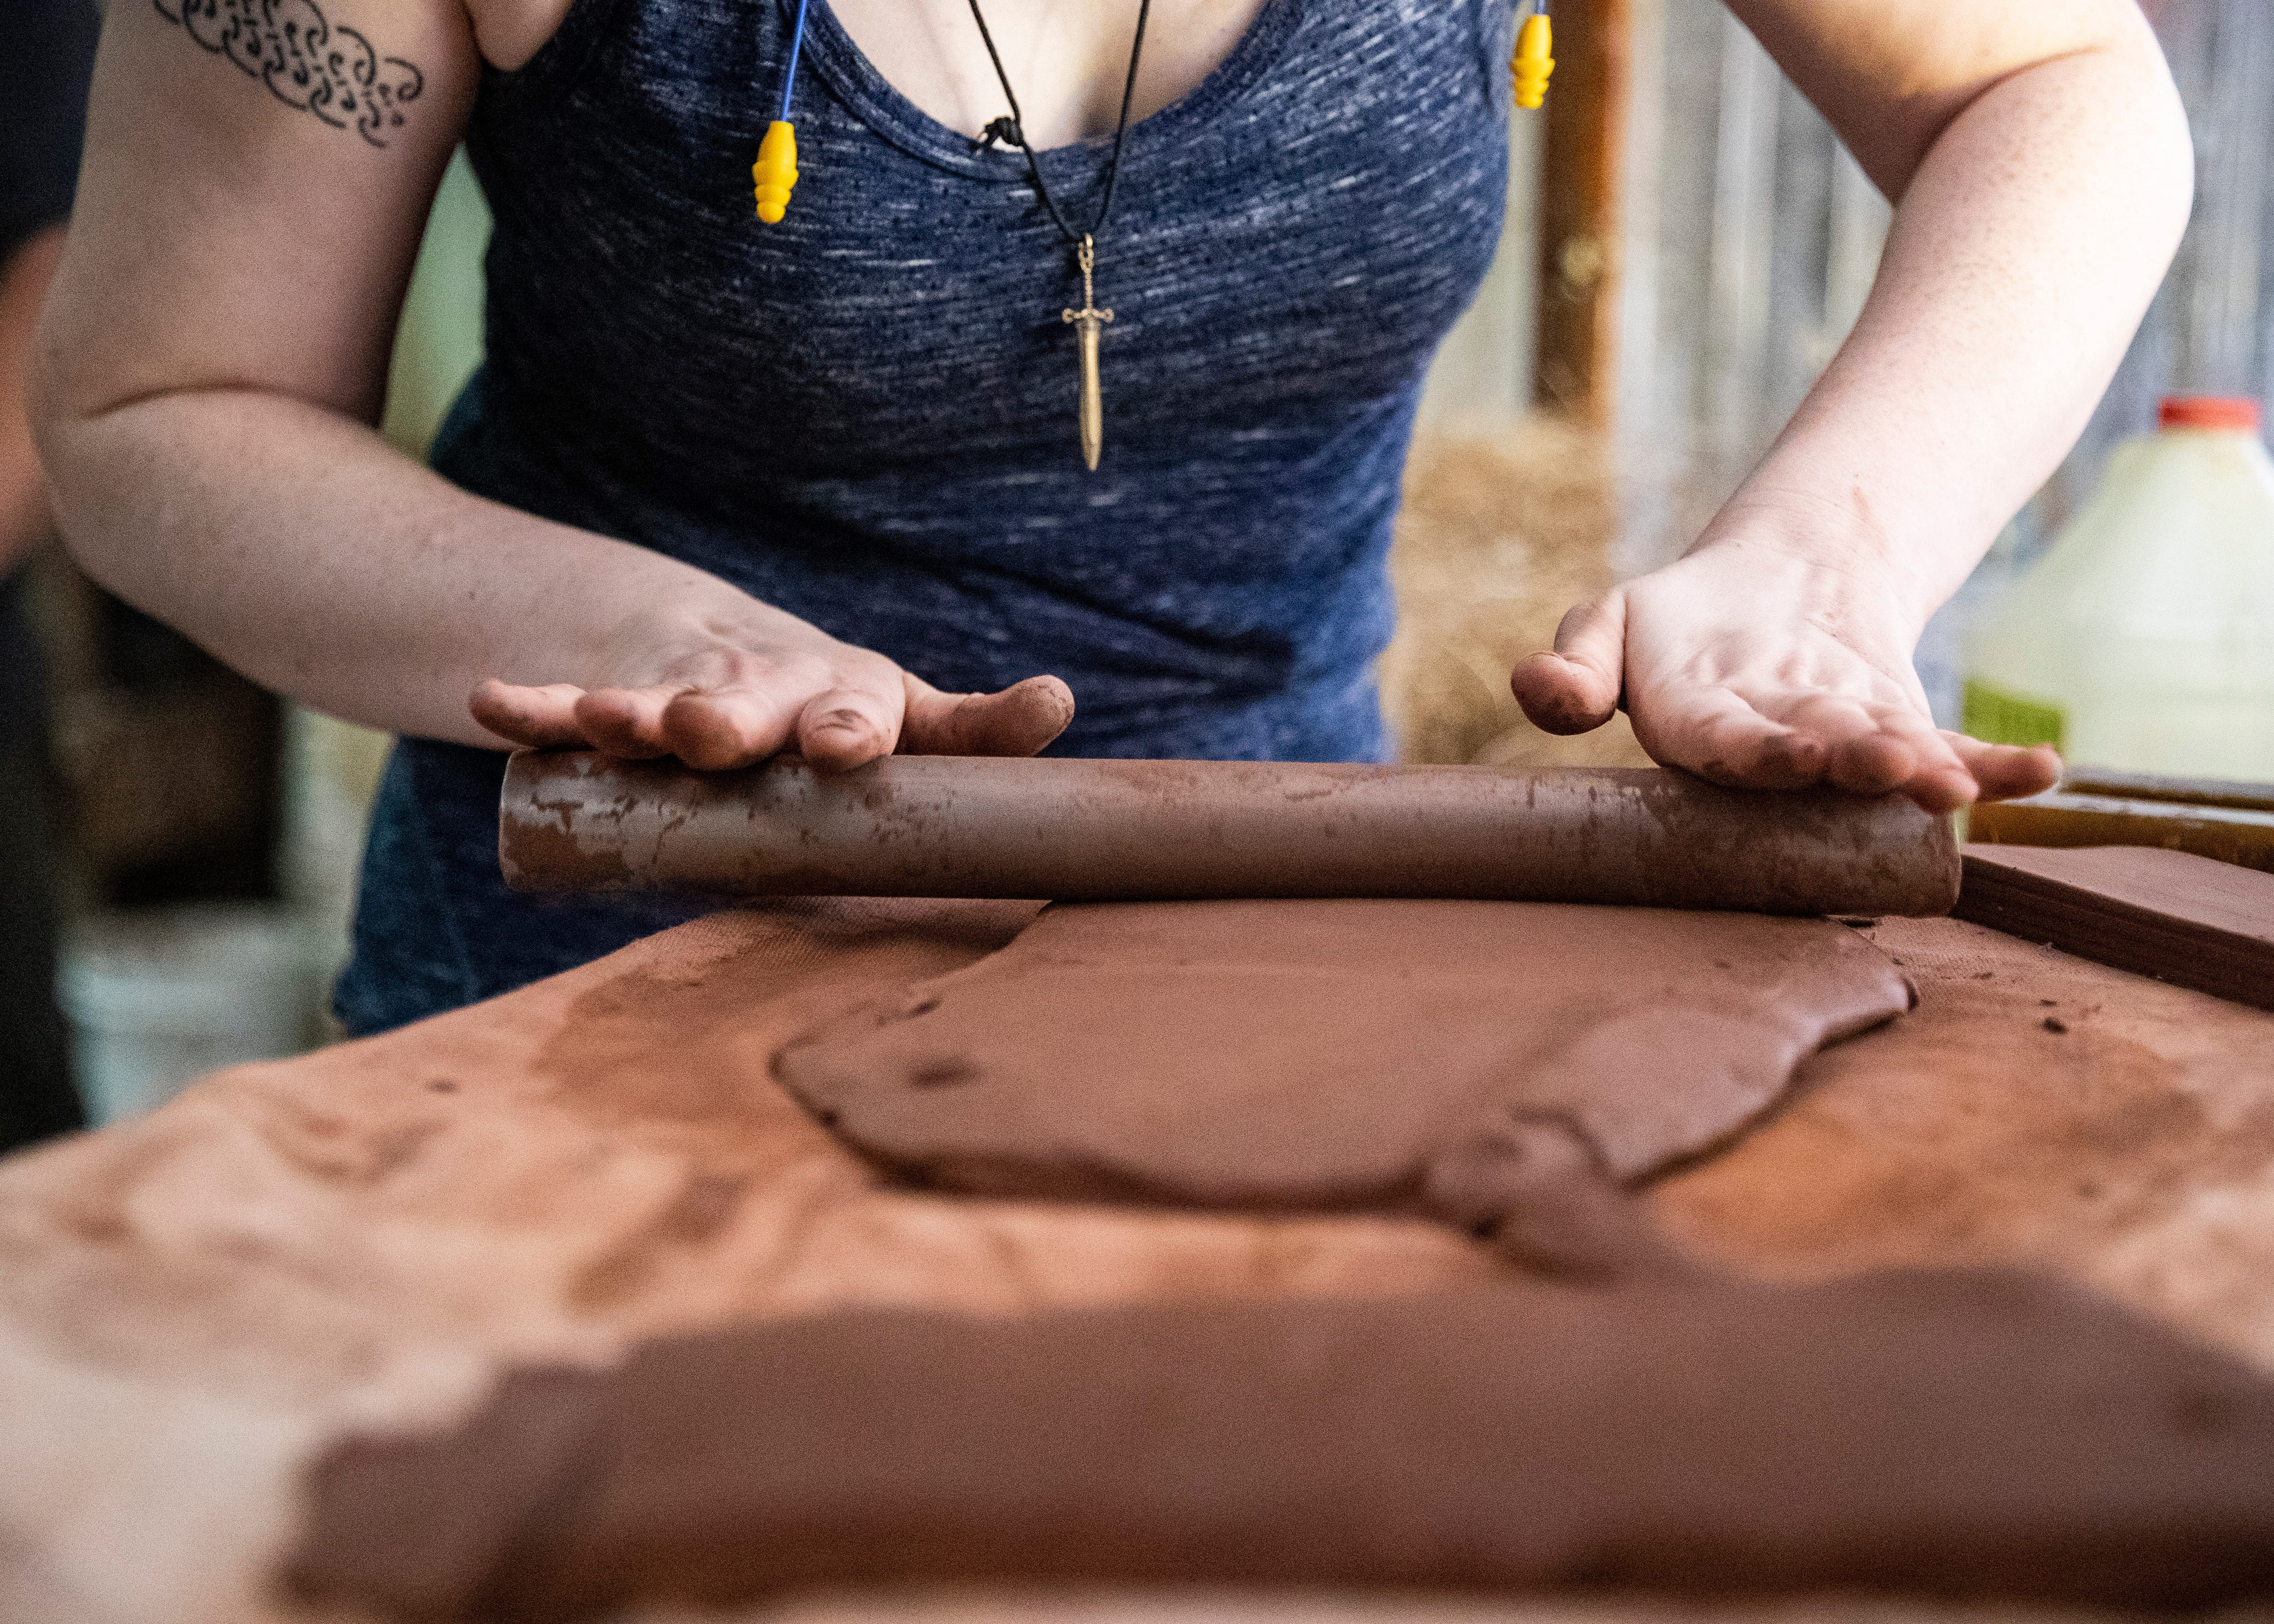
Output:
top-left (1961, 402), bottom-right (2274, 780)
top-left (381, 149), bottom-right (492, 458)
top-left (1961, 680), bottom-right (2065, 751)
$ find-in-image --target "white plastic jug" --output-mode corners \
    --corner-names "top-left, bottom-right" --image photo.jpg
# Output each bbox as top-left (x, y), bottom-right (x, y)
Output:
top-left (60, 905), bottom-right (321, 1124)
top-left (1964, 396), bottom-right (2274, 780)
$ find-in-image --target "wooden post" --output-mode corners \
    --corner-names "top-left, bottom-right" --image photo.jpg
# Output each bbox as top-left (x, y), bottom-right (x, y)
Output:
top-left (1533, 0), bottom-right (1631, 429)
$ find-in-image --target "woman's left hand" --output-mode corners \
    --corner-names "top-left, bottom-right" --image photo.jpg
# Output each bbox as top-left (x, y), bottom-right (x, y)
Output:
top-left (1502, 0), bottom-right (2184, 815)
top-left (1510, 538), bottom-right (2059, 814)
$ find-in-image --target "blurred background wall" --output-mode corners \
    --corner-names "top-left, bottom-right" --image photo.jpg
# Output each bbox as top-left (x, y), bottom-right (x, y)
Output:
top-left (13, 0), bottom-right (2272, 1131)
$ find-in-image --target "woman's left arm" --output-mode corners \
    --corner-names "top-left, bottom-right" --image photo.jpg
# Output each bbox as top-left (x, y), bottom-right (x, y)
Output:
top-left (1513, 0), bottom-right (2193, 811)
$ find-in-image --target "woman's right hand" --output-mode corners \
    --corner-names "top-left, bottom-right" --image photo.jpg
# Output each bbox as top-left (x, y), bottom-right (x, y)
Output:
top-left (470, 608), bottom-right (1075, 771)
top-left (32, 0), bottom-right (1073, 772)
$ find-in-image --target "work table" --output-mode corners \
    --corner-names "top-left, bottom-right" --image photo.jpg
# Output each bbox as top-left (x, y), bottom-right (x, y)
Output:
top-left (2, 896), bottom-right (2270, 1623)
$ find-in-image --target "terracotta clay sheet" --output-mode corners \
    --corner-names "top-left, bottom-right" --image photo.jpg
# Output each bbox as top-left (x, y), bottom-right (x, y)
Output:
top-left (774, 900), bottom-right (1913, 1271)
top-left (1954, 844), bottom-right (2274, 1011)
top-left (6, 902), bottom-right (2274, 1624)
top-left (288, 1269), bottom-right (2274, 1621)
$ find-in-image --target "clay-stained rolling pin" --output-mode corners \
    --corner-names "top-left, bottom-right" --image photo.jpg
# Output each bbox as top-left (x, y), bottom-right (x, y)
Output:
top-left (500, 751), bottom-right (1960, 917)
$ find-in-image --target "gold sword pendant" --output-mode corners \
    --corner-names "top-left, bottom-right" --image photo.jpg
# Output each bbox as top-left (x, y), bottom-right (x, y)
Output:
top-left (1061, 234), bottom-right (1115, 472)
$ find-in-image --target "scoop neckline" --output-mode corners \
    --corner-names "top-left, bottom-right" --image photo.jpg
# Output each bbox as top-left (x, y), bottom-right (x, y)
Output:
top-left (792, 0), bottom-right (1308, 182)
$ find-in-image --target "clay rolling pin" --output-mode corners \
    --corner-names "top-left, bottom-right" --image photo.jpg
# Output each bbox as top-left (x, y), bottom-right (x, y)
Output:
top-left (499, 751), bottom-right (1959, 916)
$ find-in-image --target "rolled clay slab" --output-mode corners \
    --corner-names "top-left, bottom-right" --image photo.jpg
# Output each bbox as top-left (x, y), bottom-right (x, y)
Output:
top-left (288, 1269), bottom-right (2274, 1619)
top-left (499, 751), bottom-right (1962, 917)
top-left (774, 898), bottom-right (1914, 1272)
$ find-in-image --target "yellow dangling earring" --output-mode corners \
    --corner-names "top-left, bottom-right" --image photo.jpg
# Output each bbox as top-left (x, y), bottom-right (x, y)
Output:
top-left (754, 122), bottom-right (799, 222)
top-left (755, 0), bottom-right (811, 221)
top-left (1512, 0), bottom-right (1554, 110)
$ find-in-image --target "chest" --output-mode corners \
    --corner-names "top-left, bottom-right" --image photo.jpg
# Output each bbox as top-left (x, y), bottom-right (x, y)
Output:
top-left (470, 0), bottom-right (1515, 465)
top-left (826, 0), bottom-right (1274, 149)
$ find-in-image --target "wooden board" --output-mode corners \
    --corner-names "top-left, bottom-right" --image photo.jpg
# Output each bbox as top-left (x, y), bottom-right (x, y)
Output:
top-left (1968, 791), bottom-right (2274, 874)
top-left (1534, 0), bottom-right (1631, 425)
top-left (1954, 844), bottom-right (2274, 1011)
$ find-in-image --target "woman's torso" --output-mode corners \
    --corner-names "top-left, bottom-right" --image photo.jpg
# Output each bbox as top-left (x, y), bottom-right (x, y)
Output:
top-left (340, 0), bottom-right (1518, 1032)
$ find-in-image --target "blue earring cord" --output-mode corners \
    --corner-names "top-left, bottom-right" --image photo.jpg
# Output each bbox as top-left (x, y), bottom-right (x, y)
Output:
top-left (779, 0), bottom-right (812, 123)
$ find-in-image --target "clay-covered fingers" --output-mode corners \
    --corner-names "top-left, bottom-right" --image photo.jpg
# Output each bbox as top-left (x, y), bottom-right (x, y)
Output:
top-left (473, 651), bottom-right (1070, 770)
top-left (469, 680), bottom-right (592, 748)
top-left (1647, 688), bottom-right (2022, 813)
top-left (1948, 734), bottom-right (2062, 803)
top-left (1650, 690), bottom-right (1983, 811)
top-left (899, 674), bottom-right (1076, 758)
top-left (1510, 591), bottom-right (1627, 735)
top-left (1643, 687), bottom-right (1827, 790)
top-left (651, 647), bottom-right (916, 770)
top-left (792, 686), bottom-right (906, 772)
top-left (471, 674), bottom-right (797, 765)
top-left (568, 683), bottom-right (700, 760)
top-left (1763, 695), bottom-right (1976, 809)
top-left (651, 683), bottom-right (803, 770)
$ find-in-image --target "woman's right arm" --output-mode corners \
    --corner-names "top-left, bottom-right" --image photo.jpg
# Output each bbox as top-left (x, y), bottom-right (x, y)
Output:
top-left (32, 0), bottom-right (1070, 769)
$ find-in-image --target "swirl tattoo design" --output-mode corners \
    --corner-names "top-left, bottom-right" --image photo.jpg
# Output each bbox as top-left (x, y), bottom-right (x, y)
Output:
top-left (154, 0), bottom-right (424, 148)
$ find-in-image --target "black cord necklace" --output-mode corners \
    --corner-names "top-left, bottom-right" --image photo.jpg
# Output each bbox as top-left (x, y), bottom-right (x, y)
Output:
top-left (964, 0), bottom-right (1154, 470)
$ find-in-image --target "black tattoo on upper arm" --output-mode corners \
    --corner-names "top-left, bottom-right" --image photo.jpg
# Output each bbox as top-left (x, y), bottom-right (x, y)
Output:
top-left (155, 0), bottom-right (425, 148)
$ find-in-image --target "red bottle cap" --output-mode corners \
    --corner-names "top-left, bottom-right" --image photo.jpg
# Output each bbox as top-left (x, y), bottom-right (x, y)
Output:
top-left (2159, 395), bottom-right (2261, 432)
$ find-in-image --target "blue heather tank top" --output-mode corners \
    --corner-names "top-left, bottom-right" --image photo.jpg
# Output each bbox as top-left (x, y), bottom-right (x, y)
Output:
top-left (337, 0), bottom-right (1517, 1034)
